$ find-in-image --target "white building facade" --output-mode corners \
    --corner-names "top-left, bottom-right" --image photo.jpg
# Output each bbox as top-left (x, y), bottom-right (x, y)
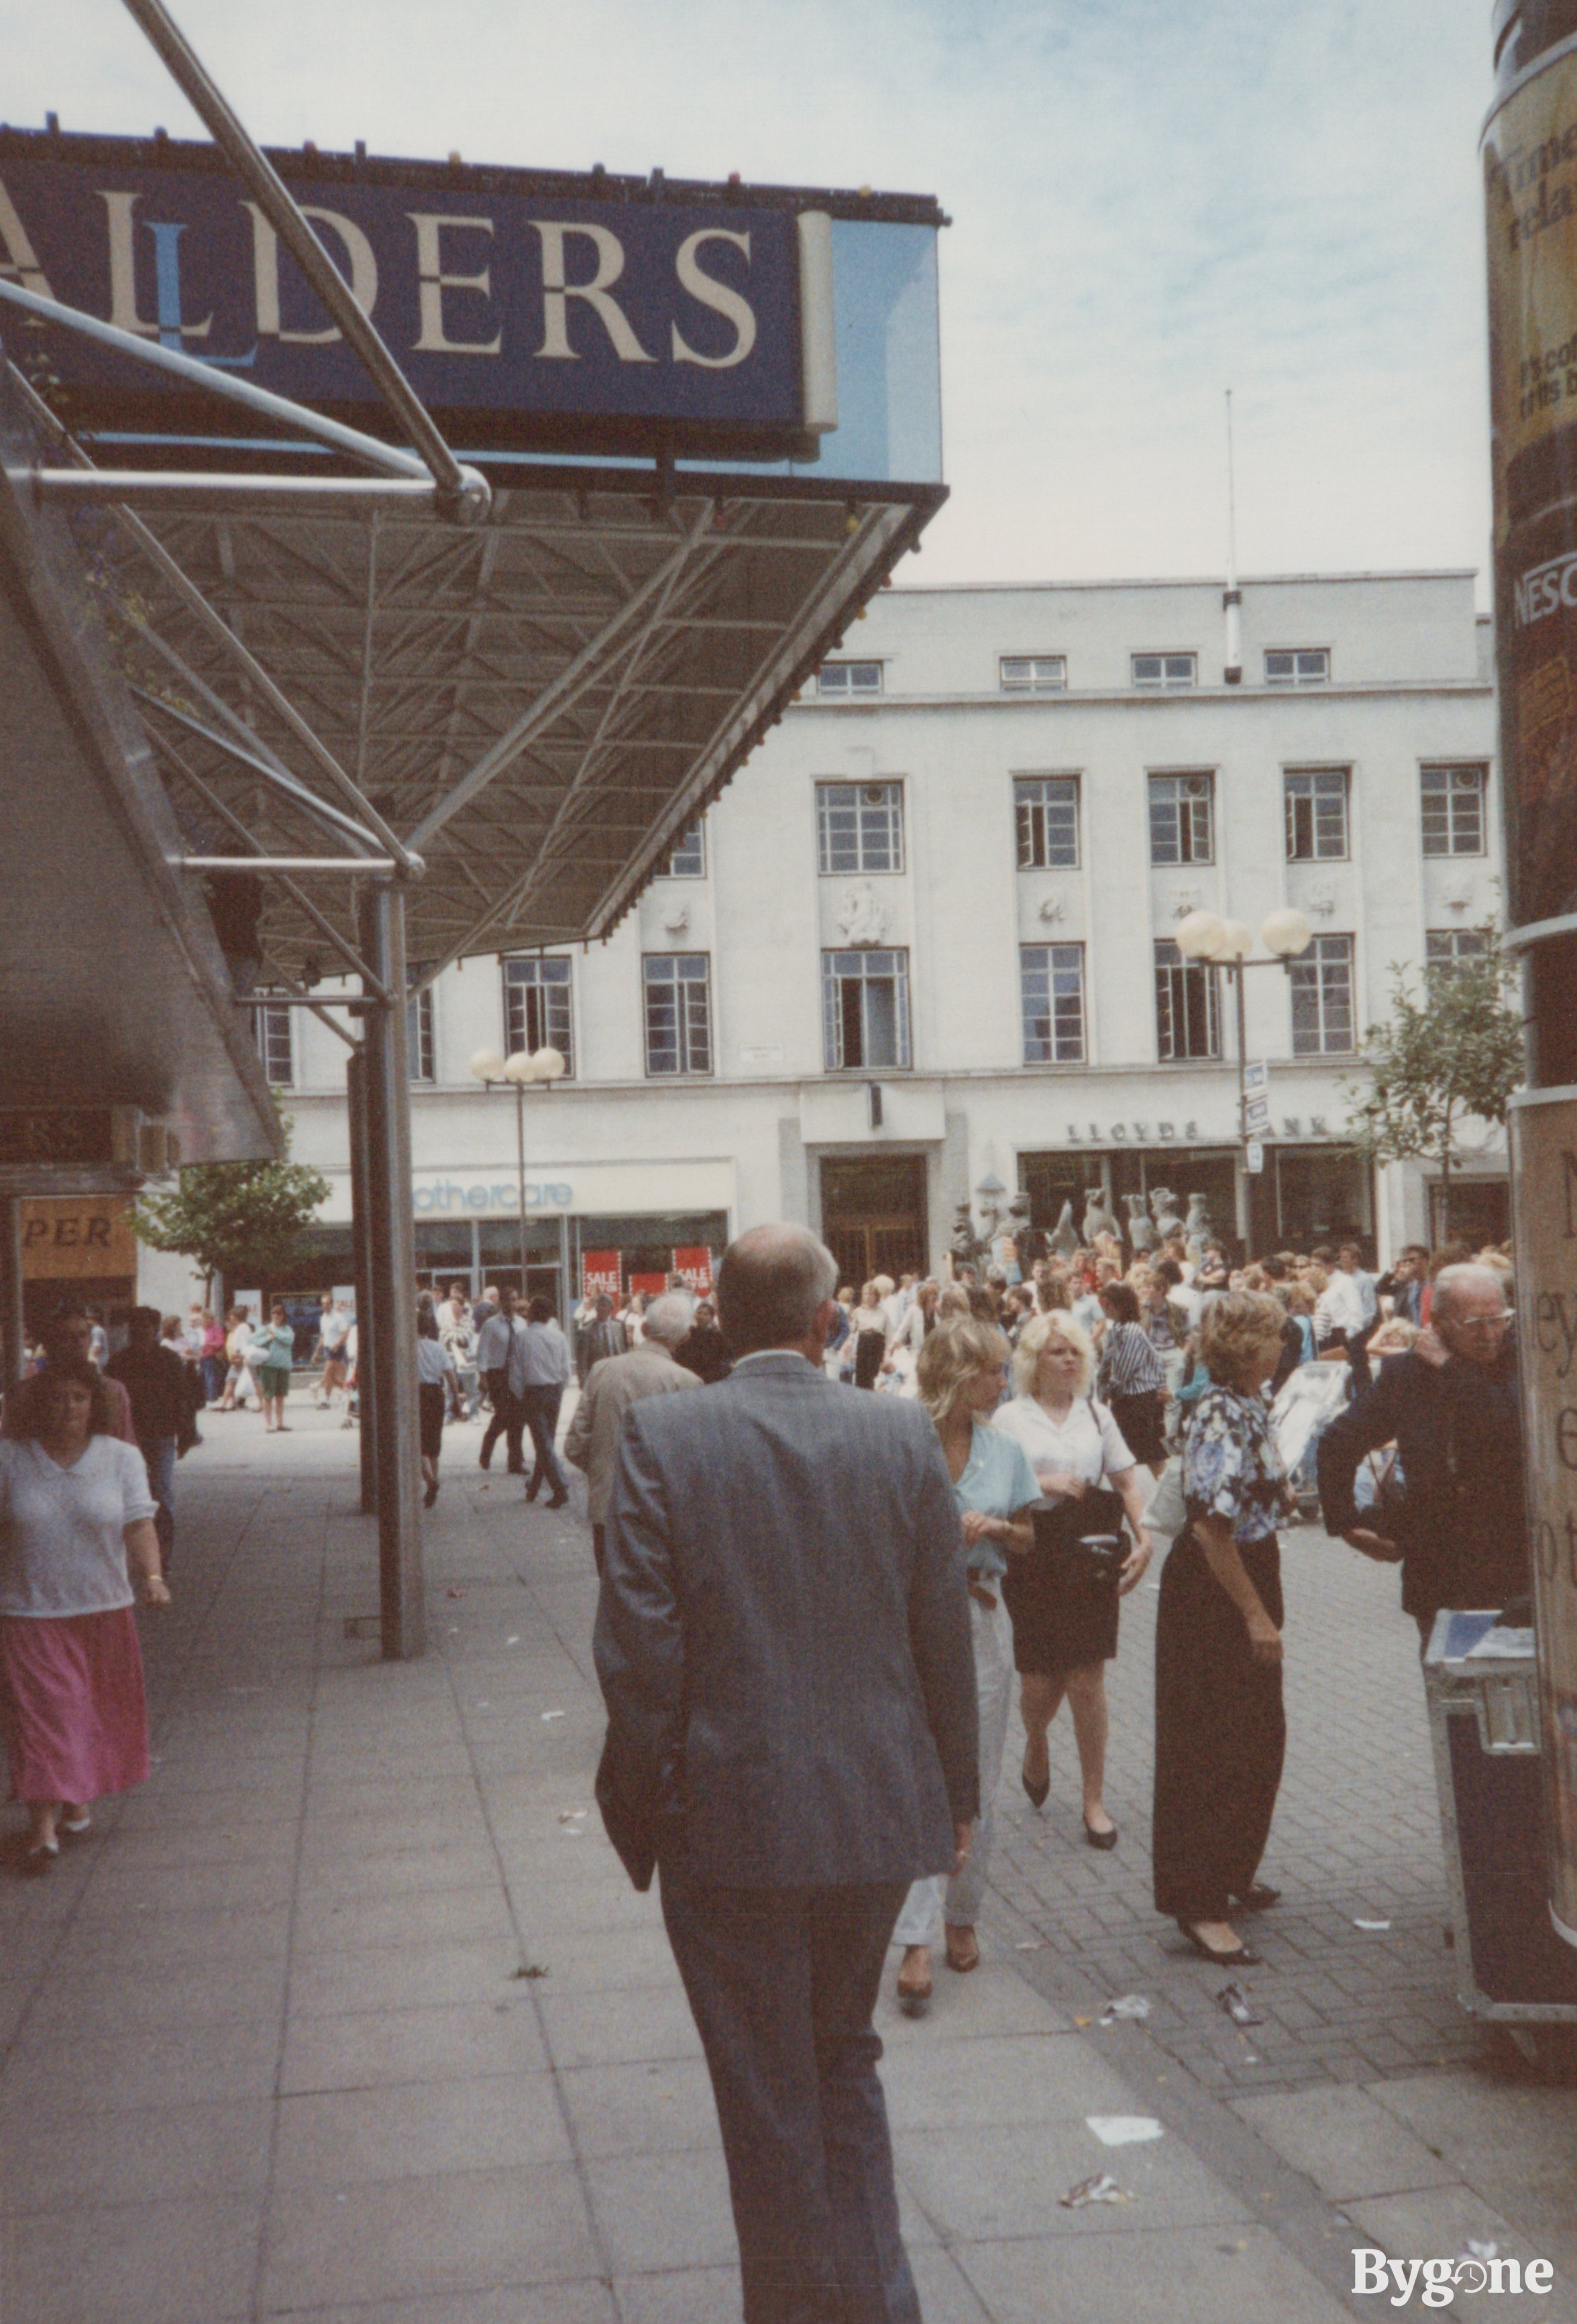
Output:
top-left (267, 569), bottom-right (1504, 1309)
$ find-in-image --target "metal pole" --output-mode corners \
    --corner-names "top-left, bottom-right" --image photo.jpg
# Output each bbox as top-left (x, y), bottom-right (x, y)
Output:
top-left (1233, 966), bottom-right (1251, 1253)
top-left (346, 1046), bottom-right (377, 1518)
top-left (516, 1079), bottom-right (530, 1302)
top-left (358, 887), bottom-right (425, 1659)
top-left (0, 1196), bottom-right (25, 1392)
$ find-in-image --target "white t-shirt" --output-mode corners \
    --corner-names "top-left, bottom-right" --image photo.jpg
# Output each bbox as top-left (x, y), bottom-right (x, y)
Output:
top-left (319, 1308), bottom-right (349, 1351)
top-left (1317, 1272), bottom-right (1366, 1341)
top-left (993, 1393), bottom-right (1135, 1494)
top-left (0, 1436), bottom-right (158, 1618)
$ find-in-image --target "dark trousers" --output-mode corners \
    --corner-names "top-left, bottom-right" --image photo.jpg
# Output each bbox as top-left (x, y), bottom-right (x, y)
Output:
top-left (479, 1372), bottom-right (523, 1470)
top-left (1152, 1529), bottom-right (1285, 1922)
top-left (521, 1383), bottom-right (567, 1498)
top-left (1343, 1331), bottom-right (1372, 1392)
top-left (659, 1865), bottom-right (917, 2324)
top-left (592, 1523), bottom-right (606, 1578)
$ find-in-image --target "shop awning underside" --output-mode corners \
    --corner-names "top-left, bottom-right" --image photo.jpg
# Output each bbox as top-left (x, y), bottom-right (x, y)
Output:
top-left (101, 467), bottom-right (938, 989)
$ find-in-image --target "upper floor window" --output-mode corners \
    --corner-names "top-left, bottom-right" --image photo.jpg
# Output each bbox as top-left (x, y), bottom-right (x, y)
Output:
top-left (817, 661), bottom-right (883, 698)
top-left (643, 953), bottom-right (712, 1077)
top-left (1148, 771), bottom-right (1214, 865)
top-left (822, 948), bottom-right (911, 1071)
top-left (1266, 648), bottom-right (1329, 686)
top-left (665, 821), bottom-right (706, 878)
top-left (1020, 944), bottom-right (1086, 1064)
top-left (1285, 767), bottom-right (1350, 861)
top-left (1000, 654), bottom-right (1067, 694)
top-left (406, 976), bottom-right (435, 1084)
top-left (1133, 652), bottom-right (1197, 691)
top-left (503, 955), bottom-right (574, 1076)
top-left (1425, 928), bottom-right (1490, 989)
top-left (816, 780), bottom-right (904, 876)
top-left (1291, 932), bottom-right (1356, 1054)
top-left (1154, 940), bottom-right (1221, 1061)
top-left (1014, 774), bottom-right (1080, 870)
top-left (1421, 764), bottom-right (1487, 857)
top-left (256, 1001), bottom-right (294, 1087)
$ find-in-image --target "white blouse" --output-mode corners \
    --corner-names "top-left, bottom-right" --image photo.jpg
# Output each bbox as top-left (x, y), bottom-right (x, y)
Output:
top-left (993, 1393), bottom-right (1135, 1494)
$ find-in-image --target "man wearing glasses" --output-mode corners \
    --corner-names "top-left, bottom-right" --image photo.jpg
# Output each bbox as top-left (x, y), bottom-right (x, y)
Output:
top-left (1319, 1264), bottom-right (1525, 1643)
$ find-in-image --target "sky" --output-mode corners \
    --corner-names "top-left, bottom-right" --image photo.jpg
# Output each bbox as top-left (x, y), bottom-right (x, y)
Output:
top-left (1, 0), bottom-right (1499, 592)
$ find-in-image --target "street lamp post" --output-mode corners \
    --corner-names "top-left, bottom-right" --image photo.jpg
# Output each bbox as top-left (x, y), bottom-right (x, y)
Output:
top-left (469, 1044), bottom-right (566, 1302)
top-left (1174, 907), bottom-right (1312, 1248)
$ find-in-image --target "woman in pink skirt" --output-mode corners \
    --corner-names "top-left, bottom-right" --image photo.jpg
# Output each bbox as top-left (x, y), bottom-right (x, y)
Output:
top-left (0, 1357), bottom-right (170, 1873)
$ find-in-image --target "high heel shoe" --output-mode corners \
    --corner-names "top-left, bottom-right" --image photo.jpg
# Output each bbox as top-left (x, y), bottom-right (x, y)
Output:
top-left (1021, 1751), bottom-right (1050, 1810)
top-left (1177, 1920), bottom-right (1261, 1968)
top-left (1083, 1815), bottom-right (1118, 1851)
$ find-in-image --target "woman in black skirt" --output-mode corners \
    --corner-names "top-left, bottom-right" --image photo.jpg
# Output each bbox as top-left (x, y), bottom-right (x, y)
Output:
top-left (1095, 1280), bottom-right (1168, 1476)
top-left (1152, 1290), bottom-right (1294, 1968)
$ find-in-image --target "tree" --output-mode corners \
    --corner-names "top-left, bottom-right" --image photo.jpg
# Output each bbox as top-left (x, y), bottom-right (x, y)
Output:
top-left (1340, 925), bottom-right (1525, 1240)
top-left (131, 1111), bottom-right (331, 1298)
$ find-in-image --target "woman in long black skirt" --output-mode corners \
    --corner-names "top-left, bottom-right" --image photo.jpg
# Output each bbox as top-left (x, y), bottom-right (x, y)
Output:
top-left (1153, 1290), bottom-right (1293, 1969)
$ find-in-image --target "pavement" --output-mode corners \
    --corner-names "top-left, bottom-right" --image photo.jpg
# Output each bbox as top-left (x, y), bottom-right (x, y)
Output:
top-left (1, 1399), bottom-right (1574, 2323)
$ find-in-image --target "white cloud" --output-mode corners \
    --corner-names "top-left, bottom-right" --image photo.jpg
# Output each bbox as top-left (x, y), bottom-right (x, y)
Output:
top-left (0, 0), bottom-right (1494, 590)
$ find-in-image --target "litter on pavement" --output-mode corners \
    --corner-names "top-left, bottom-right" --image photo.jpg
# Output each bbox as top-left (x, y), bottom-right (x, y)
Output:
top-left (1098, 1993), bottom-right (1151, 2025)
top-left (1060, 2172), bottom-right (1132, 2208)
top-left (1217, 1983), bottom-right (1264, 2027)
top-left (541, 1710), bottom-right (566, 1721)
top-left (1086, 2115), bottom-right (1164, 2147)
top-left (1354, 1918), bottom-right (1391, 1931)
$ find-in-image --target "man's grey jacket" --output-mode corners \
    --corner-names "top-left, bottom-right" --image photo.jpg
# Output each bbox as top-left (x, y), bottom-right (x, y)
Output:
top-left (594, 1351), bottom-right (979, 1889)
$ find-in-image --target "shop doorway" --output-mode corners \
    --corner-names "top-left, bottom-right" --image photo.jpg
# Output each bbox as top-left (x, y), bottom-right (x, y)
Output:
top-left (1429, 1177), bottom-right (1509, 1250)
top-left (819, 1154), bottom-right (928, 1289)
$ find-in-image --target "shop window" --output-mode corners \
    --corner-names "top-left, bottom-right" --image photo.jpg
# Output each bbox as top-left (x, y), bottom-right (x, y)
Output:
top-left (1285, 767), bottom-right (1350, 861)
top-left (1133, 652), bottom-right (1196, 690)
top-left (256, 1002), bottom-right (294, 1087)
top-left (1020, 944), bottom-right (1085, 1064)
top-left (822, 948), bottom-right (911, 1071)
top-left (406, 974), bottom-right (435, 1084)
top-left (816, 661), bottom-right (883, 698)
top-left (1148, 771), bottom-right (1214, 865)
top-left (1000, 654), bottom-right (1067, 694)
top-left (1265, 648), bottom-right (1329, 685)
top-left (1421, 763), bottom-right (1487, 856)
top-left (1014, 774), bottom-right (1079, 869)
top-left (816, 780), bottom-right (904, 875)
top-left (1291, 932), bottom-right (1356, 1054)
top-left (1154, 940), bottom-right (1221, 1061)
top-left (643, 953), bottom-right (712, 1076)
top-left (1425, 928), bottom-right (1490, 990)
top-left (665, 821), bottom-right (706, 877)
top-left (503, 956), bottom-right (574, 1074)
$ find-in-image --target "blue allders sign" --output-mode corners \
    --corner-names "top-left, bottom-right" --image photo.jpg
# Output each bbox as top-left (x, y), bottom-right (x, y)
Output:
top-left (0, 136), bottom-right (823, 458)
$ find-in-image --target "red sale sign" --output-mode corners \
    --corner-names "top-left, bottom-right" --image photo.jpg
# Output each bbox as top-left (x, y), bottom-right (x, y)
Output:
top-left (581, 1250), bottom-right (622, 1299)
top-left (629, 1272), bottom-right (669, 1301)
top-left (673, 1246), bottom-right (714, 1294)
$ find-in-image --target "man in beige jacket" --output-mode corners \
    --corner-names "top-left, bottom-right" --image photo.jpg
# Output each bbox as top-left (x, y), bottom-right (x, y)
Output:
top-left (565, 1290), bottom-right (700, 1573)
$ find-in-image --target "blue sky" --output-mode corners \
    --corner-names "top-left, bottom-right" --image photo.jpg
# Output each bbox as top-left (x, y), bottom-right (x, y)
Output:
top-left (1, 0), bottom-right (1496, 590)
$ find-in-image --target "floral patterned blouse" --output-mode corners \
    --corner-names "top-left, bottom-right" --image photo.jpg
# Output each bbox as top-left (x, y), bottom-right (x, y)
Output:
top-left (1181, 1385), bottom-right (1287, 1545)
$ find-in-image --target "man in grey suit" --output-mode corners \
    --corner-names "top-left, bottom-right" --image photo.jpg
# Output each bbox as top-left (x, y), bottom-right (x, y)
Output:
top-left (595, 1224), bottom-right (978, 2324)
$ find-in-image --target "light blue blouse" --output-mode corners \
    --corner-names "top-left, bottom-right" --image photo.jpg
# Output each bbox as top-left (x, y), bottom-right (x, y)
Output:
top-left (955, 1421), bottom-right (1042, 1580)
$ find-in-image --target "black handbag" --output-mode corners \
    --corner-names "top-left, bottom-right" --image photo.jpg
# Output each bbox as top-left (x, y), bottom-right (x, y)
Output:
top-left (1032, 1485), bottom-right (1130, 1578)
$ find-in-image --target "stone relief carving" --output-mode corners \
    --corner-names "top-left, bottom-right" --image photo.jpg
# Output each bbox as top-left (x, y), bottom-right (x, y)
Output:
top-left (835, 881), bottom-right (888, 946)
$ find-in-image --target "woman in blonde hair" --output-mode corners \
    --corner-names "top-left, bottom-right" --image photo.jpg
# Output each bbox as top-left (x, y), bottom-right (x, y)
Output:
top-left (994, 1310), bottom-right (1155, 1846)
top-left (891, 1317), bottom-right (1041, 2013)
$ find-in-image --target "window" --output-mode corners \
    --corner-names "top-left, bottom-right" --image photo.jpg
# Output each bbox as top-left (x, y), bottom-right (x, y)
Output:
top-left (1020, 944), bottom-right (1085, 1064)
top-left (503, 956), bottom-right (574, 1074)
top-left (816, 780), bottom-right (904, 875)
top-left (1291, 932), bottom-right (1356, 1054)
top-left (1000, 654), bottom-right (1067, 694)
top-left (665, 821), bottom-right (706, 878)
top-left (406, 979), bottom-right (435, 1083)
top-left (1285, 767), bottom-right (1350, 861)
top-left (1426, 928), bottom-right (1490, 989)
top-left (1014, 775), bottom-right (1080, 869)
top-left (822, 949), bottom-right (911, 1071)
top-left (1133, 652), bottom-right (1197, 690)
top-left (643, 953), bottom-right (712, 1076)
top-left (1154, 940), bottom-right (1221, 1060)
top-left (1265, 649), bottom-right (1329, 686)
top-left (816, 661), bottom-right (883, 698)
top-left (256, 1002), bottom-right (294, 1086)
top-left (1148, 771), bottom-right (1214, 865)
top-left (1421, 764), bottom-right (1487, 856)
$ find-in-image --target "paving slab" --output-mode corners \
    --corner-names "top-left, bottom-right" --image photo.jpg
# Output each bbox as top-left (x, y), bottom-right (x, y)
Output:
top-left (1231, 2082), bottom-right (1460, 2203)
top-left (1344, 2187), bottom-right (1558, 2323)
top-left (956, 2222), bottom-right (1354, 2324)
top-left (280, 1997), bottom-right (549, 2093)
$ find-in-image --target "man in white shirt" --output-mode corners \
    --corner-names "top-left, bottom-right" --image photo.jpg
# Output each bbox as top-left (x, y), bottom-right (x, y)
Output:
top-left (476, 1288), bottom-right (528, 1472)
top-left (514, 1297), bottom-right (572, 1506)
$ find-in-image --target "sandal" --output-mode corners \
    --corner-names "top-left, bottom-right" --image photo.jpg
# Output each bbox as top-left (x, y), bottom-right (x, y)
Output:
top-left (896, 1947), bottom-right (932, 2015)
top-left (944, 1930), bottom-right (981, 1974)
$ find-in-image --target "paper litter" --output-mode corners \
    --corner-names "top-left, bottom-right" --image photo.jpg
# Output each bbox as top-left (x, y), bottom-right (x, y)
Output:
top-left (1061, 2172), bottom-right (1131, 2208)
top-left (1098, 1994), bottom-right (1151, 2026)
top-left (1216, 1983), bottom-right (1263, 2027)
top-left (1354, 1918), bottom-right (1391, 1931)
top-left (1086, 2115), bottom-right (1164, 2147)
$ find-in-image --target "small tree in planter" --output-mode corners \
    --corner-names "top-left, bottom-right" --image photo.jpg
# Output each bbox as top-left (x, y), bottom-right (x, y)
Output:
top-left (131, 1110), bottom-right (331, 1308)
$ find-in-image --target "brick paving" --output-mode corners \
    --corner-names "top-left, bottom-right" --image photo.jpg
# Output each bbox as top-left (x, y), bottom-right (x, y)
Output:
top-left (979, 1518), bottom-right (1488, 2097)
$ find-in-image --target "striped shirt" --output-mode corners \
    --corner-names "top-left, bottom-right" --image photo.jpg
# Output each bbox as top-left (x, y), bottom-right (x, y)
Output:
top-left (1098, 1320), bottom-right (1166, 1398)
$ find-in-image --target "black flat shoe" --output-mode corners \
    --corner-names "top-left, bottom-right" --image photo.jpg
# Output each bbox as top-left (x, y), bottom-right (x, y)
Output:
top-left (547, 1492), bottom-right (569, 1510)
top-left (1022, 1753), bottom-right (1050, 1810)
top-left (1233, 1885), bottom-right (1280, 1912)
top-left (1083, 1816), bottom-right (1119, 1851)
top-left (1177, 1920), bottom-right (1261, 1968)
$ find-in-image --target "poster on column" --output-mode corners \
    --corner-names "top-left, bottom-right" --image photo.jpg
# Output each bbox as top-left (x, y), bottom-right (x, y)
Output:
top-left (629, 1272), bottom-right (669, 1301)
top-left (673, 1246), bottom-right (714, 1294)
top-left (1509, 1087), bottom-right (1577, 1947)
top-left (580, 1250), bottom-right (621, 1301)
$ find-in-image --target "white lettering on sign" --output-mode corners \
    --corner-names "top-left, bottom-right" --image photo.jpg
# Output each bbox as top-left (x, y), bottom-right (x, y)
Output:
top-left (409, 214), bottom-right (500, 355)
top-left (671, 229), bottom-right (757, 368)
top-left (413, 1179), bottom-right (574, 1214)
top-left (246, 202), bottom-right (378, 341)
top-left (1515, 547), bottom-right (1577, 627)
top-left (532, 221), bottom-right (655, 364)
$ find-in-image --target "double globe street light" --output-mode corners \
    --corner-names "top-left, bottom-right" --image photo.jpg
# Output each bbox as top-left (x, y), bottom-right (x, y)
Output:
top-left (469, 1045), bottom-right (567, 1303)
top-left (1173, 906), bottom-right (1313, 1169)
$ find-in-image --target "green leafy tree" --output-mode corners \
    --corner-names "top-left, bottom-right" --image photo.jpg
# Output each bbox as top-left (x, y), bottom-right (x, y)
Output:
top-left (1340, 925), bottom-right (1525, 1239)
top-left (131, 1110), bottom-right (330, 1299)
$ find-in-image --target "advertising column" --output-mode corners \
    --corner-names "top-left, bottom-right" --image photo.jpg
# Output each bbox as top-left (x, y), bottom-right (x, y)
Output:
top-left (1485, 1), bottom-right (1577, 1944)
